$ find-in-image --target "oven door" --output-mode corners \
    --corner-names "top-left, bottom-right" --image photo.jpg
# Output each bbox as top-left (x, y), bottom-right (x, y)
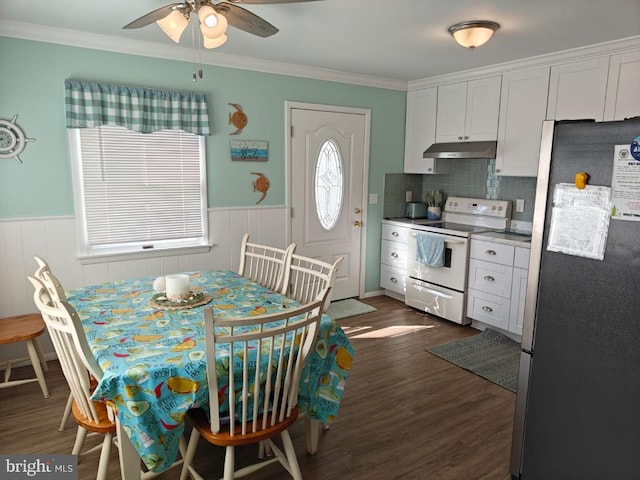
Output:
top-left (405, 278), bottom-right (467, 324)
top-left (407, 230), bottom-right (469, 291)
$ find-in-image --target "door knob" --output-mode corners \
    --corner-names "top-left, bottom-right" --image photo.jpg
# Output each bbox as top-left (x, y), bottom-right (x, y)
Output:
top-left (353, 220), bottom-right (363, 227)
top-left (354, 208), bottom-right (361, 214)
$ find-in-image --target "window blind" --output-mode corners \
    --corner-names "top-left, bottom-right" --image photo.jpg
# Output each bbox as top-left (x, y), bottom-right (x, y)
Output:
top-left (77, 125), bottom-right (206, 250)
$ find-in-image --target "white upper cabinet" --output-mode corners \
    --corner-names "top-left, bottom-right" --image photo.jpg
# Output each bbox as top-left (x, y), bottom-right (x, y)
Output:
top-left (604, 49), bottom-right (640, 121)
top-left (546, 57), bottom-right (610, 121)
top-left (404, 87), bottom-right (452, 174)
top-left (495, 67), bottom-right (550, 177)
top-left (436, 76), bottom-right (501, 143)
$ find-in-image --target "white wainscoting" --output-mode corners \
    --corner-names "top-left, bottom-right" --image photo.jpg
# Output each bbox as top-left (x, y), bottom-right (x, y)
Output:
top-left (0, 206), bottom-right (287, 364)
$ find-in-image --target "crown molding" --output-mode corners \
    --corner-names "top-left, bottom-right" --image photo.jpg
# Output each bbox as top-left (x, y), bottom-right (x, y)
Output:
top-left (0, 20), bottom-right (408, 92)
top-left (408, 35), bottom-right (640, 90)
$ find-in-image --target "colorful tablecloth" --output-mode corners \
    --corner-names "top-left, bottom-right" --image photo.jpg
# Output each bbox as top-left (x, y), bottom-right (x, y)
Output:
top-left (66, 270), bottom-right (353, 473)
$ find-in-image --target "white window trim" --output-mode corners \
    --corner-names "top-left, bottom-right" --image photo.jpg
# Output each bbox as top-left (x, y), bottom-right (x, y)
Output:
top-left (68, 128), bottom-right (211, 262)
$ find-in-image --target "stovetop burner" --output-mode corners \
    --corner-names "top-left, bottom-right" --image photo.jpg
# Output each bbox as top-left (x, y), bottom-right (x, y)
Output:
top-left (422, 222), bottom-right (496, 234)
top-left (408, 197), bottom-right (513, 237)
top-left (410, 221), bottom-right (497, 237)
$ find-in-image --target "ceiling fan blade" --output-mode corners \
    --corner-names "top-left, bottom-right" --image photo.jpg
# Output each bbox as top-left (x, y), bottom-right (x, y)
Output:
top-left (123, 3), bottom-right (186, 29)
top-left (227, 0), bottom-right (323, 3)
top-left (214, 2), bottom-right (279, 38)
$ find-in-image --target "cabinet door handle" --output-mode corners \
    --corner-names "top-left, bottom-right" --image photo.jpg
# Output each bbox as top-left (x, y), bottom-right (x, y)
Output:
top-left (391, 231), bottom-right (399, 237)
top-left (484, 275), bottom-right (495, 282)
top-left (391, 252), bottom-right (399, 258)
top-left (482, 306), bottom-right (493, 312)
top-left (390, 277), bottom-right (398, 283)
top-left (485, 250), bottom-right (497, 256)
top-left (464, 135), bottom-right (469, 140)
top-left (457, 135), bottom-right (463, 141)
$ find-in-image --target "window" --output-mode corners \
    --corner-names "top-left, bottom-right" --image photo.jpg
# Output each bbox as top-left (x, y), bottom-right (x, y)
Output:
top-left (314, 139), bottom-right (344, 230)
top-left (64, 80), bottom-right (211, 259)
top-left (70, 126), bottom-right (208, 257)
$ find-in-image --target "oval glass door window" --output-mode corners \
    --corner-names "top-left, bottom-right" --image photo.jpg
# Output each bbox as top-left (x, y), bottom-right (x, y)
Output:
top-left (314, 139), bottom-right (344, 230)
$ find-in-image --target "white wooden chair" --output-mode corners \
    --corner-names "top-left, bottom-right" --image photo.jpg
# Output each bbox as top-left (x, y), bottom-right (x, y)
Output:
top-left (28, 274), bottom-right (186, 479)
top-left (238, 233), bottom-right (296, 294)
top-left (180, 291), bottom-right (327, 480)
top-left (34, 255), bottom-right (74, 431)
top-left (287, 255), bottom-right (343, 312)
top-left (28, 274), bottom-right (116, 480)
top-left (34, 256), bottom-right (67, 303)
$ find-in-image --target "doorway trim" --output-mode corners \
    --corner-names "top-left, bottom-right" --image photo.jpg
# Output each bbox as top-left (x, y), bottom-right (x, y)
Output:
top-left (285, 101), bottom-right (371, 299)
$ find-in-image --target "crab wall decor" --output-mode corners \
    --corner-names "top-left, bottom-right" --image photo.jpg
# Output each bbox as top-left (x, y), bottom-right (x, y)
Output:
top-left (251, 172), bottom-right (270, 204)
top-left (228, 103), bottom-right (247, 135)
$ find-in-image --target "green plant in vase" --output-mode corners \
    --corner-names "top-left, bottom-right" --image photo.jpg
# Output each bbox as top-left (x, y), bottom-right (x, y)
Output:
top-left (425, 190), bottom-right (443, 220)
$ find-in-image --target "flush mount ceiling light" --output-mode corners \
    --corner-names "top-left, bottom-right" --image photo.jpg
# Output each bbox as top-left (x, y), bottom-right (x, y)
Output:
top-left (448, 20), bottom-right (500, 49)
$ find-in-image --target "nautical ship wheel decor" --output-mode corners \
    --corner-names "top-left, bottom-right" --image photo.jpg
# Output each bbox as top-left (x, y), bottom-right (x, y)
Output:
top-left (0, 115), bottom-right (35, 163)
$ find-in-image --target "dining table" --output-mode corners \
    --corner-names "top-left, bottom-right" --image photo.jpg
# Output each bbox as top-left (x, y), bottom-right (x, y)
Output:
top-left (65, 269), bottom-right (354, 477)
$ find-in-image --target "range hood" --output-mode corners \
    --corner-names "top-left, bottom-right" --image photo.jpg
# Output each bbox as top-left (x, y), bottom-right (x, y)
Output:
top-left (423, 141), bottom-right (497, 159)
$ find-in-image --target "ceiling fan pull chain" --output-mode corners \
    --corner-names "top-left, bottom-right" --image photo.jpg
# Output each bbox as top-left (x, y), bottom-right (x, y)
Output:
top-left (191, 23), bottom-right (199, 82)
top-left (197, 21), bottom-right (204, 79)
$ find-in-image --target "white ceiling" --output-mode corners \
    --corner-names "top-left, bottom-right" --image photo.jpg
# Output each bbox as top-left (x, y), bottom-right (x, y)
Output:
top-left (2, 0), bottom-right (640, 87)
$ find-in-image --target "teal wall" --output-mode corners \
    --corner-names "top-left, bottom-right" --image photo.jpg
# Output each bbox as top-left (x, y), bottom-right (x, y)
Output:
top-left (0, 37), bottom-right (406, 293)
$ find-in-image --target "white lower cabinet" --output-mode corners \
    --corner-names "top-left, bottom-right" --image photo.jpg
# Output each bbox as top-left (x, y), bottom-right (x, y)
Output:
top-left (380, 222), bottom-right (409, 296)
top-left (467, 239), bottom-right (530, 335)
top-left (509, 267), bottom-right (528, 336)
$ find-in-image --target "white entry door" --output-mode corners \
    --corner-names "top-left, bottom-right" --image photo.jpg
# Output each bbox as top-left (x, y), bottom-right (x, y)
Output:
top-left (288, 103), bottom-right (370, 300)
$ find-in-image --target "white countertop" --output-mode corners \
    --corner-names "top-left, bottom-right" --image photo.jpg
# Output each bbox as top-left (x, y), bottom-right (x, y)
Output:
top-left (471, 230), bottom-right (532, 248)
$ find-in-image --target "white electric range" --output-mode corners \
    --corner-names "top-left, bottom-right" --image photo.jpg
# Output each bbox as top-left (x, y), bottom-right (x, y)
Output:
top-left (405, 196), bottom-right (512, 324)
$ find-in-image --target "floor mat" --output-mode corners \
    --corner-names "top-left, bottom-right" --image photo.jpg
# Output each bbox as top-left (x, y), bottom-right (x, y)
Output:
top-left (326, 299), bottom-right (377, 320)
top-left (426, 328), bottom-right (520, 392)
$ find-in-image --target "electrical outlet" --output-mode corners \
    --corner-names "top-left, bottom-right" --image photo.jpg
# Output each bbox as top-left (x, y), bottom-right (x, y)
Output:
top-left (516, 198), bottom-right (525, 213)
top-left (405, 191), bottom-right (412, 202)
top-left (369, 193), bottom-right (378, 204)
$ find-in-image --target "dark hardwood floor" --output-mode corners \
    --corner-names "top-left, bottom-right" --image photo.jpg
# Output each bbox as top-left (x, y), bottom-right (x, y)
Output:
top-left (0, 295), bottom-right (516, 479)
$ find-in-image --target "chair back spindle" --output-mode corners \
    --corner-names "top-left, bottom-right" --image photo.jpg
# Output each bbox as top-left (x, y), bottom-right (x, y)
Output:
top-left (287, 255), bottom-right (343, 312)
top-left (238, 233), bottom-right (296, 294)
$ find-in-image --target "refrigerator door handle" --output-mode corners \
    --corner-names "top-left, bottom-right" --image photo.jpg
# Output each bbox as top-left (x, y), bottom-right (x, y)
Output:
top-left (521, 120), bottom-right (555, 352)
top-left (510, 351), bottom-right (533, 479)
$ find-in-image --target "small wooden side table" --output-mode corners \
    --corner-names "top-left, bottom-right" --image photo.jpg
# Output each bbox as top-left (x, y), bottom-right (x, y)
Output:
top-left (0, 313), bottom-right (50, 398)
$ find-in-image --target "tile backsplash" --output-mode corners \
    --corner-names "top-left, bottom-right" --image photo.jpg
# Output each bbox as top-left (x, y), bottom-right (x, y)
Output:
top-left (383, 159), bottom-right (536, 222)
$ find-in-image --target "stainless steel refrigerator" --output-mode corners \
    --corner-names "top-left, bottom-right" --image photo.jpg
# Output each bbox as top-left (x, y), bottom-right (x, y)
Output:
top-left (510, 119), bottom-right (640, 479)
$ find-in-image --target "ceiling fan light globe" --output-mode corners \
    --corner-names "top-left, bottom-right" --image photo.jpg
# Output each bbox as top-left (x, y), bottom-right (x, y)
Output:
top-left (198, 5), bottom-right (218, 27)
top-left (200, 14), bottom-right (228, 39)
top-left (203, 33), bottom-right (228, 49)
top-left (156, 10), bottom-right (189, 43)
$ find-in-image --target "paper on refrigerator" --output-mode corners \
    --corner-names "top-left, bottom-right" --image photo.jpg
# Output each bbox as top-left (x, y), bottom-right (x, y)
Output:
top-left (547, 183), bottom-right (611, 260)
top-left (611, 144), bottom-right (640, 221)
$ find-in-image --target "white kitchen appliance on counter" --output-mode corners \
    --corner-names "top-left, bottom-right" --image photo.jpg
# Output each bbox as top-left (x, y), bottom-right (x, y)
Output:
top-left (405, 196), bottom-right (512, 324)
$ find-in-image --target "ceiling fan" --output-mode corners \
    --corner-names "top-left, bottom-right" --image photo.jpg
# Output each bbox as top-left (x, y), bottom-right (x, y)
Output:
top-left (123, 0), bottom-right (322, 48)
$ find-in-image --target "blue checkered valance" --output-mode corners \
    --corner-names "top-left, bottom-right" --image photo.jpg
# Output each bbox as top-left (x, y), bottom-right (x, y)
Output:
top-left (64, 80), bottom-right (211, 135)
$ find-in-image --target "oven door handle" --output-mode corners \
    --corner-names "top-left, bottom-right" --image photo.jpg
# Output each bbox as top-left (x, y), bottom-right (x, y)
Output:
top-left (409, 231), bottom-right (465, 244)
top-left (412, 283), bottom-right (454, 299)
